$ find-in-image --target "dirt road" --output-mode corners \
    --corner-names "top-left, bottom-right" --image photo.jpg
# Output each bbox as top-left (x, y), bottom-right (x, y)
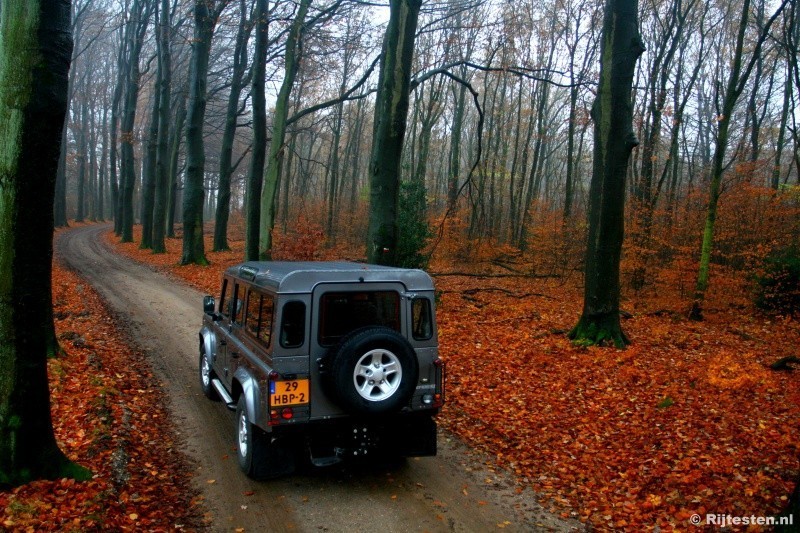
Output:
top-left (56, 224), bottom-right (578, 532)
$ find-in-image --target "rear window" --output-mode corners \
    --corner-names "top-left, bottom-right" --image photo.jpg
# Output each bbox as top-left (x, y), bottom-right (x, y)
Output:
top-left (319, 291), bottom-right (400, 346)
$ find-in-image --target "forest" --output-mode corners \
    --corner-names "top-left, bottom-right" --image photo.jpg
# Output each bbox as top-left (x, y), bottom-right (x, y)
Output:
top-left (54, 0), bottom-right (800, 320)
top-left (2, 0), bottom-right (800, 529)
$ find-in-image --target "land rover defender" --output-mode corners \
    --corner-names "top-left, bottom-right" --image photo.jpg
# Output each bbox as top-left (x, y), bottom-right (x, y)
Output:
top-left (198, 261), bottom-right (444, 479)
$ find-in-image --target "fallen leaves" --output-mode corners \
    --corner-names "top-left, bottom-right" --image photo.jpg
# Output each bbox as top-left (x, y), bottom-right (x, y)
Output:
top-left (0, 247), bottom-right (203, 531)
top-left (105, 223), bottom-right (800, 531)
top-left (435, 274), bottom-right (800, 531)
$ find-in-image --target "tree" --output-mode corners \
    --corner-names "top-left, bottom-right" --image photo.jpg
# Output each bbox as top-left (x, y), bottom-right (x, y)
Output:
top-left (258, 0), bottom-right (311, 260)
top-left (245, 0), bottom-right (267, 261)
top-left (0, 0), bottom-right (90, 486)
top-left (119, 0), bottom-right (153, 242)
top-left (213, 0), bottom-right (251, 252)
top-left (182, 0), bottom-right (229, 265)
top-left (568, 0), bottom-right (645, 348)
top-left (689, 0), bottom-right (790, 320)
top-left (366, 0), bottom-right (422, 265)
top-left (152, 0), bottom-right (173, 253)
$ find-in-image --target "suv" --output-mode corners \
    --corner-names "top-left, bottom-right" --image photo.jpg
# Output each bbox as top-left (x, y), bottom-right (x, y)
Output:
top-left (199, 261), bottom-right (444, 479)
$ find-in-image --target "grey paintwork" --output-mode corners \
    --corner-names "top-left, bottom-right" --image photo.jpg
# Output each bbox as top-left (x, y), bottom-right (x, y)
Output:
top-left (225, 261), bottom-right (436, 294)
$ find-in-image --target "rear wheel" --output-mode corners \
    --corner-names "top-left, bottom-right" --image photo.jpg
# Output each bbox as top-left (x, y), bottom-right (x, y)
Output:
top-left (235, 396), bottom-right (295, 480)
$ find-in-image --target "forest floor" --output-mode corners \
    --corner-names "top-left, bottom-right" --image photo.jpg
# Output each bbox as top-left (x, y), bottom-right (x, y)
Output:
top-left (0, 223), bottom-right (204, 531)
top-left (104, 224), bottom-right (800, 531)
top-left (98, 222), bottom-right (800, 531)
top-left (2, 221), bottom-right (798, 532)
top-left (2, 222), bottom-right (577, 533)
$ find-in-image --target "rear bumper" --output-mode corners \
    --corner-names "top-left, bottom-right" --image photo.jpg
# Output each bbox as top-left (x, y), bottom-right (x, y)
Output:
top-left (274, 412), bottom-right (438, 460)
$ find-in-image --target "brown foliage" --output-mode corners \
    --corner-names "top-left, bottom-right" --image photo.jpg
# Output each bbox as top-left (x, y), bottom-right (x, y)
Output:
top-left (106, 206), bottom-right (800, 531)
top-left (0, 231), bottom-right (203, 530)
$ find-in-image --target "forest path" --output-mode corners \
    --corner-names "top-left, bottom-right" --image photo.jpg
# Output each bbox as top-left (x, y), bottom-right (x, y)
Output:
top-left (56, 223), bottom-right (578, 533)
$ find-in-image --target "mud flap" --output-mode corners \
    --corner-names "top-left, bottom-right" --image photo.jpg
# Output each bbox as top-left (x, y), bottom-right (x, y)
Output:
top-left (387, 414), bottom-right (437, 457)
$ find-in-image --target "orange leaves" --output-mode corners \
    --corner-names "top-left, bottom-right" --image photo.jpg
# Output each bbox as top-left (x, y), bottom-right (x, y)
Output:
top-left (0, 257), bottom-right (202, 531)
top-left (435, 273), bottom-right (800, 531)
top-left (102, 219), bottom-right (800, 532)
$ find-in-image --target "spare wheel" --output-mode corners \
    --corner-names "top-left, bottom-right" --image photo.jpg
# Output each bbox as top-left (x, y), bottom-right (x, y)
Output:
top-left (325, 326), bottom-right (418, 415)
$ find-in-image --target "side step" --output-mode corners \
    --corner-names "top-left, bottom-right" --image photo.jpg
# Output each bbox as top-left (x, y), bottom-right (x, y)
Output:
top-left (309, 447), bottom-right (343, 467)
top-left (211, 378), bottom-right (236, 411)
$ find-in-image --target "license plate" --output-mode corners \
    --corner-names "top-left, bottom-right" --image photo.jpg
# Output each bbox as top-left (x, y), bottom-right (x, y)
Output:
top-left (270, 379), bottom-right (309, 406)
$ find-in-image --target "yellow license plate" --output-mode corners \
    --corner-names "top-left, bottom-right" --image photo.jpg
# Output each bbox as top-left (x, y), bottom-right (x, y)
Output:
top-left (270, 379), bottom-right (309, 406)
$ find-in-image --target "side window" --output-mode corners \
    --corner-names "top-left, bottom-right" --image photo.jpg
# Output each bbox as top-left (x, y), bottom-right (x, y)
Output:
top-left (218, 278), bottom-right (229, 316)
top-left (280, 301), bottom-right (306, 348)
top-left (230, 283), bottom-right (244, 324)
top-left (245, 290), bottom-right (260, 337)
top-left (244, 289), bottom-right (274, 348)
top-left (412, 298), bottom-right (433, 341)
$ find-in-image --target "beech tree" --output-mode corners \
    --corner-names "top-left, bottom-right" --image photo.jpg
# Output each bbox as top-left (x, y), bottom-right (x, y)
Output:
top-left (182, 0), bottom-right (230, 265)
top-left (0, 0), bottom-right (90, 486)
top-left (119, 0), bottom-right (153, 242)
top-left (569, 0), bottom-right (645, 347)
top-left (689, 0), bottom-right (790, 320)
top-left (367, 0), bottom-right (422, 265)
top-left (245, 0), bottom-right (267, 261)
top-left (257, 0), bottom-right (311, 260)
top-left (152, 0), bottom-right (173, 253)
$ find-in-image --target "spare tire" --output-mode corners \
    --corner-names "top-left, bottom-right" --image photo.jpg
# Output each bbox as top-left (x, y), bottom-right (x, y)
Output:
top-left (323, 327), bottom-right (418, 415)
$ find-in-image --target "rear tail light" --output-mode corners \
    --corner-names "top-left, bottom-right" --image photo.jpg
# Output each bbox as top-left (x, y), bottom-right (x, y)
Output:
top-left (268, 371), bottom-right (280, 425)
top-left (433, 358), bottom-right (445, 407)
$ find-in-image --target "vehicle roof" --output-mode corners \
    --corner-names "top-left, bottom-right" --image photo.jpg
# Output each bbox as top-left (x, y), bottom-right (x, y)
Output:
top-left (224, 261), bottom-right (435, 294)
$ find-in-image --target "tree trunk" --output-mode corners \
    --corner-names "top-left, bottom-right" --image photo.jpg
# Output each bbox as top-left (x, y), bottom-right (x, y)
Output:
top-left (167, 88), bottom-right (187, 239)
top-left (0, 0), bottom-right (91, 487)
top-left (772, 56), bottom-right (793, 189)
top-left (140, 72), bottom-right (160, 249)
top-left (690, 0), bottom-right (789, 319)
top-left (119, 0), bottom-right (151, 242)
top-left (325, 26), bottom-right (356, 242)
top-left (258, 0), bottom-right (310, 260)
top-left (109, 12), bottom-right (128, 233)
top-left (75, 89), bottom-right (89, 223)
top-left (152, 0), bottom-right (172, 253)
top-left (447, 80), bottom-right (466, 211)
top-left (245, 0), bottom-right (267, 261)
top-left (182, 0), bottom-right (223, 265)
top-left (214, 0), bottom-right (249, 252)
top-left (366, 0), bottom-right (422, 266)
top-left (569, 0), bottom-right (644, 348)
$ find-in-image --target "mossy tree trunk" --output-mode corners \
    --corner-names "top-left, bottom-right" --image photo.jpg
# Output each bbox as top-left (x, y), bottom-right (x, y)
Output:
top-left (258, 0), bottom-right (310, 260)
top-left (0, 0), bottom-right (91, 486)
top-left (568, 0), bottom-right (644, 348)
top-left (689, 0), bottom-right (789, 320)
top-left (244, 0), bottom-right (267, 261)
top-left (366, 0), bottom-right (422, 266)
top-left (182, 0), bottom-right (226, 266)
